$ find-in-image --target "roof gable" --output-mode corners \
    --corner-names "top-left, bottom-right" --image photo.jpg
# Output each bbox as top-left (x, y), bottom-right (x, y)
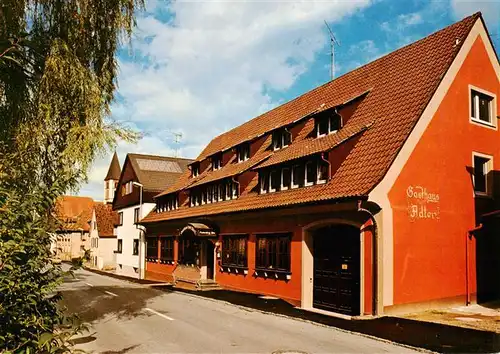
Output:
top-left (145, 12), bottom-right (482, 223)
top-left (105, 152), bottom-right (121, 181)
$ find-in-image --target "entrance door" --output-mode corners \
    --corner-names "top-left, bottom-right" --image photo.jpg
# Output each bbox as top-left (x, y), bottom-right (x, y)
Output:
top-left (206, 241), bottom-right (215, 280)
top-left (313, 224), bottom-right (360, 315)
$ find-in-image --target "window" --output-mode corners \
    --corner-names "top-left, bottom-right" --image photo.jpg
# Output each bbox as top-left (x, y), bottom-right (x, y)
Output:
top-left (305, 161), bottom-right (316, 186)
top-left (134, 207), bottom-right (140, 224)
top-left (260, 171), bottom-right (269, 194)
top-left (117, 239), bottom-right (123, 253)
top-left (212, 153), bottom-right (222, 170)
top-left (473, 154), bottom-right (492, 195)
top-left (96, 238), bottom-right (98, 248)
top-left (222, 235), bottom-right (247, 267)
top-left (121, 181), bottom-right (134, 196)
top-left (256, 233), bottom-right (291, 272)
top-left (316, 110), bottom-right (342, 137)
top-left (281, 168), bottom-right (291, 190)
top-left (272, 129), bottom-right (292, 150)
top-left (192, 163), bottom-right (200, 177)
top-left (132, 239), bottom-right (139, 255)
top-left (118, 212), bottom-right (123, 226)
top-left (160, 237), bottom-right (174, 261)
top-left (471, 89), bottom-right (494, 125)
top-left (291, 165), bottom-right (303, 189)
top-left (269, 170), bottom-right (280, 192)
top-left (317, 160), bottom-right (329, 183)
top-left (146, 237), bottom-right (158, 260)
top-left (237, 143), bottom-right (250, 162)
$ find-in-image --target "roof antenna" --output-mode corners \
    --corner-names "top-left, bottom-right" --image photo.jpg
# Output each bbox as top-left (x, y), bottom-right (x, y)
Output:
top-left (324, 20), bottom-right (340, 80)
top-left (171, 131), bottom-right (182, 157)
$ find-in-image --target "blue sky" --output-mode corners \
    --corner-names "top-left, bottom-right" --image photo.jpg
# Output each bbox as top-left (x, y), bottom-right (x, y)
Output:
top-left (80, 0), bottom-right (500, 200)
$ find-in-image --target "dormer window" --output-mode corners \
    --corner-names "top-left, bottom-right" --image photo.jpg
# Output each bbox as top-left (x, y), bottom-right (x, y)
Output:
top-left (212, 153), bottom-right (222, 170)
top-left (192, 163), bottom-right (200, 177)
top-left (237, 143), bottom-right (250, 162)
top-left (316, 110), bottom-right (342, 137)
top-left (272, 129), bottom-right (292, 150)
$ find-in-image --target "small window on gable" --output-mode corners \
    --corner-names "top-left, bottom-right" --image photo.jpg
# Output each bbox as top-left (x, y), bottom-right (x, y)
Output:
top-left (282, 168), bottom-right (291, 190)
top-left (260, 171), bottom-right (269, 194)
top-left (192, 163), bottom-right (200, 177)
top-left (272, 129), bottom-right (292, 150)
top-left (305, 161), bottom-right (316, 186)
top-left (317, 160), bottom-right (329, 184)
top-left (237, 143), bottom-right (250, 162)
top-left (291, 165), bottom-right (303, 189)
top-left (473, 153), bottom-right (492, 196)
top-left (212, 154), bottom-right (222, 170)
top-left (471, 89), bottom-right (495, 126)
top-left (270, 170), bottom-right (280, 192)
top-left (316, 110), bottom-right (342, 137)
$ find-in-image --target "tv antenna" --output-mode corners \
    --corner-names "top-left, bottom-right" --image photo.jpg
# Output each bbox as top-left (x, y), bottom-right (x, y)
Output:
top-left (171, 131), bottom-right (182, 157)
top-left (324, 20), bottom-right (340, 80)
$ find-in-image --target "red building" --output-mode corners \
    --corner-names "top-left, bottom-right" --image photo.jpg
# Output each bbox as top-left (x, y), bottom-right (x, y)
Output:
top-left (141, 13), bottom-right (500, 317)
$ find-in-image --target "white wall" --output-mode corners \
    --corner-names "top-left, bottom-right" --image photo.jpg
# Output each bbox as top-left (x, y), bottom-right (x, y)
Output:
top-left (115, 203), bottom-right (155, 278)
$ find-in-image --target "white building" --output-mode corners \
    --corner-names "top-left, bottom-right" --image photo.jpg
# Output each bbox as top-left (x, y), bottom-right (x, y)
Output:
top-left (110, 153), bottom-right (193, 279)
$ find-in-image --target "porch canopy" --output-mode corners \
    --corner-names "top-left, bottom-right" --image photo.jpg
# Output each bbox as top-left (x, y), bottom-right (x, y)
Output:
top-left (180, 223), bottom-right (217, 238)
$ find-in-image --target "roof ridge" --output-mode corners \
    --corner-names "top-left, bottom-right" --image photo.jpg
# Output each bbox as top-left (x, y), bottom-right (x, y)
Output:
top-left (128, 153), bottom-right (195, 161)
top-left (195, 12), bottom-right (482, 161)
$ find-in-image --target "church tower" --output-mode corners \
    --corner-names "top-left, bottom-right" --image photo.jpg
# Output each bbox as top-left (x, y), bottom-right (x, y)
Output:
top-left (104, 152), bottom-right (121, 204)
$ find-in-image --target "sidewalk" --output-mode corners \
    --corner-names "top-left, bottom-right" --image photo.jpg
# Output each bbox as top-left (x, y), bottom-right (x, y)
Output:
top-left (403, 301), bottom-right (500, 334)
top-left (80, 267), bottom-right (500, 353)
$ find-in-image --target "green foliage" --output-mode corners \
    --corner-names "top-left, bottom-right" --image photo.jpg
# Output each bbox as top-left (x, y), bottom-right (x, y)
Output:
top-left (0, 0), bottom-right (144, 352)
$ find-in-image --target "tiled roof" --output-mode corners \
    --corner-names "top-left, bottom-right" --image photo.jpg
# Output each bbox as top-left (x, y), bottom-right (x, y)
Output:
top-left (94, 203), bottom-right (118, 237)
top-left (105, 152), bottom-right (121, 181)
top-left (143, 13), bottom-right (482, 224)
top-left (55, 196), bottom-right (94, 232)
top-left (254, 120), bottom-right (373, 170)
top-left (128, 154), bottom-right (194, 192)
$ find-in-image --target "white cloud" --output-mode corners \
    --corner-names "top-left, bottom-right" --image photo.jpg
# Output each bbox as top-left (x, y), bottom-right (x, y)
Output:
top-left (79, 0), bottom-right (374, 199)
top-left (450, 0), bottom-right (500, 33)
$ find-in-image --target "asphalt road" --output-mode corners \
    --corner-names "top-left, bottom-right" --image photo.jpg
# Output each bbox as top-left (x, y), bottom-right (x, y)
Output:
top-left (60, 267), bottom-right (418, 353)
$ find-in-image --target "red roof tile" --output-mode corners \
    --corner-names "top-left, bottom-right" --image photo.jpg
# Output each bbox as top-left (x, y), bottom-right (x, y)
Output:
top-left (55, 196), bottom-right (94, 231)
top-left (143, 13), bottom-right (482, 224)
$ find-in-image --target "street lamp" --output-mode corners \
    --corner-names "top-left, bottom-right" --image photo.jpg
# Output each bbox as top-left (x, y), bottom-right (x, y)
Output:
top-left (132, 181), bottom-right (145, 279)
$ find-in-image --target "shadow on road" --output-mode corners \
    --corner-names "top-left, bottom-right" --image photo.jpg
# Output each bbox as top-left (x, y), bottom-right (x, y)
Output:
top-left (59, 285), bottom-right (168, 323)
top-left (155, 286), bottom-right (500, 354)
top-left (101, 344), bottom-right (140, 354)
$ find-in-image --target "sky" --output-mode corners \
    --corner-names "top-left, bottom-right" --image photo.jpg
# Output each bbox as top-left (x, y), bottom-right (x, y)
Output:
top-left (79, 0), bottom-right (500, 200)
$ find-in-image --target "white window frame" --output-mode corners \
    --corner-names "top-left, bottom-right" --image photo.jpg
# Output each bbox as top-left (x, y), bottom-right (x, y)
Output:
top-left (317, 162), bottom-right (328, 184)
top-left (469, 85), bottom-right (497, 130)
top-left (269, 170), bottom-right (278, 193)
top-left (192, 164), bottom-right (200, 177)
top-left (472, 151), bottom-right (493, 197)
top-left (272, 130), bottom-right (291, 151)
top-left (304, 161), bottom-right (315, 186)
top-left (291, 165), bottom-right (300, 189)
top-left (232, 182), bottom-right (238, 199)
top-left (316, 112), bottom-right (342, 138)
top-left (281, 167), bottom-right (290, 190)
top-left (212, 155), bottom-right (222, 170)
top-left (237, 144), bottom-right (250, 163)
top-left (260, 173), bottom-right (268, 194)
top-left (218, 184), bottom-right (224, 202)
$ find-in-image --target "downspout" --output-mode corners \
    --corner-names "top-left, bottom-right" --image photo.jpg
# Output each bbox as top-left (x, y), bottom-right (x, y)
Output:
top-left (320, 152), bottom-right (331, 180)
top-left (357, 201), bottom-right (379, 316)
top-left (231, 176), bottom-right (240, 198)
top-left (466, 223), bottom-right (482, 305)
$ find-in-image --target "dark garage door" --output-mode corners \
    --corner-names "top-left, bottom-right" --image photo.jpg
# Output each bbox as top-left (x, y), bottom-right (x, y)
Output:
top-left (313, 224), bottom-right (360, 315)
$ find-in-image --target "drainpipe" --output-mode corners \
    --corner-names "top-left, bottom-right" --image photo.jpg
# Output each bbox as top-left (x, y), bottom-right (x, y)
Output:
top-left (320, 152), bottom-right (331, 180)
top-left (357, 201), bottom-right (379, 316)
top-left (466, 223), bottom-right (482, 305)
top-left (231, 177), bottom-right (240, 198)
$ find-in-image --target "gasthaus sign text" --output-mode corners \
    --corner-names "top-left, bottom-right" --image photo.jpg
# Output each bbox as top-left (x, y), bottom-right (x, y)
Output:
top-left (406, 185), bottom-right (440, 221)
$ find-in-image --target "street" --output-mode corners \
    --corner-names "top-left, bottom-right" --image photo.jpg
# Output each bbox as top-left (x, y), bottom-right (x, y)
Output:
top-left (60, 267), bottom-right (418, 353)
